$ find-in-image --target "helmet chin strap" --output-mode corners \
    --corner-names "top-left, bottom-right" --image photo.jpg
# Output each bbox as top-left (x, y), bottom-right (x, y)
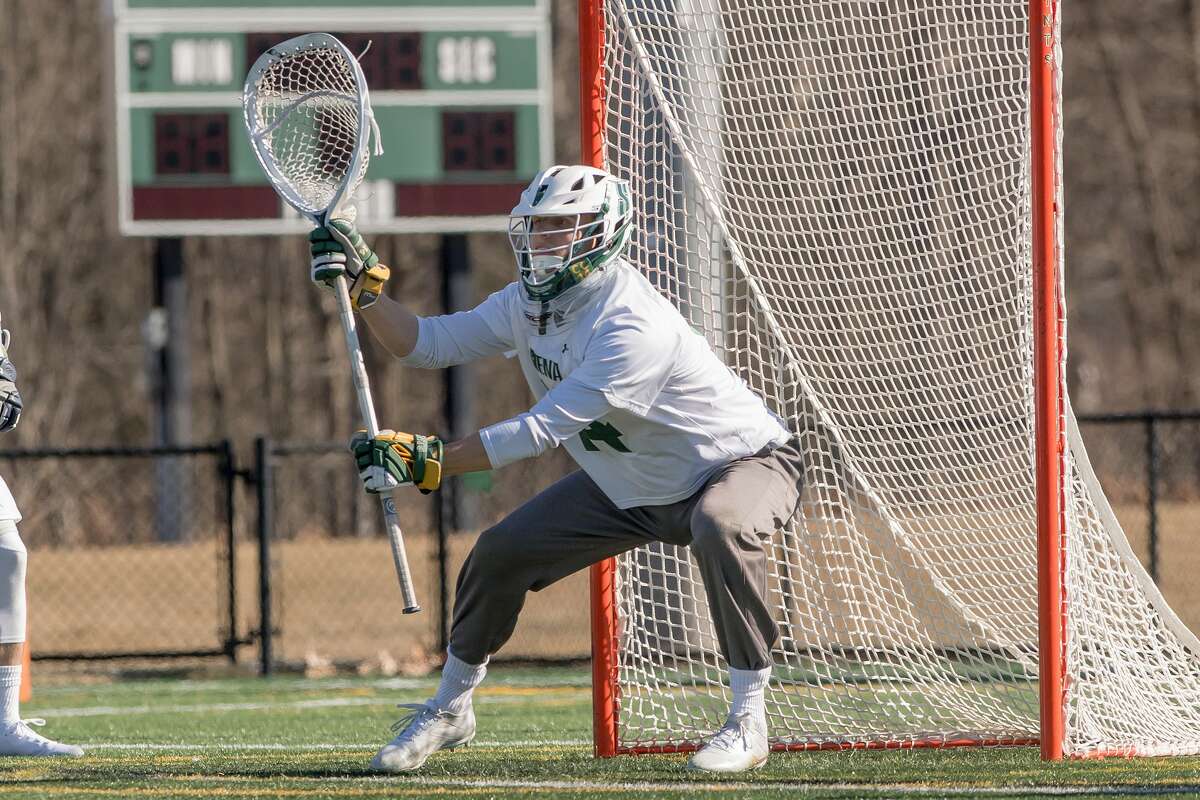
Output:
top-left (522, 254), bottom-right (563, 335)
top-left (522, 257), bottom-right (621, 335)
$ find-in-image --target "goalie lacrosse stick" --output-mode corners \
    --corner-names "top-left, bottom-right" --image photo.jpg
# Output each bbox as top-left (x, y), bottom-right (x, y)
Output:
top-left (243, 33), bottom-right (420, 614)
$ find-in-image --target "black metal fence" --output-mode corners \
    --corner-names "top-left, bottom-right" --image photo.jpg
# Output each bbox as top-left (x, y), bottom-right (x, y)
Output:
top-left (252, 438), bottom-right (444, 675)
top-left (253, 437), bottom-right (589, 674)
top-left (0, 444), bottom-right (251, 661)
top-left (1077, 412), bottom-right (1200, 590)
top-left (1, 411), bottom-right (1197, 672)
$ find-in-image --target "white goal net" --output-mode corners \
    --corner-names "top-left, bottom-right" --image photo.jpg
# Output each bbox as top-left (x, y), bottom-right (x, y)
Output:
top-left (596, 0), bottom-right (1200, 757)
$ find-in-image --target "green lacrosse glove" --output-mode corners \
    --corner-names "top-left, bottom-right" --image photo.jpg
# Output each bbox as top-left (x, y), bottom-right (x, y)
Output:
top-left (349, 429), bottom-right (444, 494)
top-left (309, 219), bottom-right (391, 309)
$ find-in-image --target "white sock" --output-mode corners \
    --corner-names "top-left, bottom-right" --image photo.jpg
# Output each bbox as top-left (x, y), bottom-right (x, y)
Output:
top-left (729, 666), bottom-right (771, 720)
top-left (0, 665), bottom-right (20, 725)
top-left (431, 650), bottom-right (487, 715)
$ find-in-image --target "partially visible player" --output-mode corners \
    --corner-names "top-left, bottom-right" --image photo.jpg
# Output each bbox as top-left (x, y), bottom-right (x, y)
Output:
top-left (310, 165), bottom-right (800, 773)
top-left (0, 314), bottom-right (82, 757)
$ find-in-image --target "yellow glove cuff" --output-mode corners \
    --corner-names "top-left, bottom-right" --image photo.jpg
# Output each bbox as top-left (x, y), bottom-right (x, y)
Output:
top-left (350, 262), bottom-right (391, 310)
top-left (416, 457), bottom-right (443, 492)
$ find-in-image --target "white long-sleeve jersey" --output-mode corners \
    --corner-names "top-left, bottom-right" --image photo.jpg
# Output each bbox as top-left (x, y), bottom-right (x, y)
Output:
top-left (401, 261), bottom-right (790, 509)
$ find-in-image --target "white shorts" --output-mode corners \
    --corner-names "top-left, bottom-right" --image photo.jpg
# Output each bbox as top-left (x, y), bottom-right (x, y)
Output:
top-left (0, 476), bottom-right (19, 524)
top-left (0, 519), bottom-right (25, 643)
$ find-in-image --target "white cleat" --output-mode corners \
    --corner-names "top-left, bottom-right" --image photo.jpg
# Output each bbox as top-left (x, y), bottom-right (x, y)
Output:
top-left (0, 719), bottom-right (84, 757)
top-left (686, 711), bottom-right (768, 773)
top-left (369, 701), bottom-right (475, 773)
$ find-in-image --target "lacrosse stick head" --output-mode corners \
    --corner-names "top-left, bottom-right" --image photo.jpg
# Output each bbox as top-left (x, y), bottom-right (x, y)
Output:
top-left (243, 33), bottom-right (379, 226)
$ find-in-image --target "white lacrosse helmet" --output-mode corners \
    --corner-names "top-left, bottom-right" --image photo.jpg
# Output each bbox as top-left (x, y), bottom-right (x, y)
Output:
top-left (508, 165), bottom-right (633, 301)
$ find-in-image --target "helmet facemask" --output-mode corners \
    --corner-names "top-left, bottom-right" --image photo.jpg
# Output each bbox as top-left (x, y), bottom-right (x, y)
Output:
top-left (508, 166), bottom-right (633, 302)
top-left (510, 213), bottom-right (606, 299)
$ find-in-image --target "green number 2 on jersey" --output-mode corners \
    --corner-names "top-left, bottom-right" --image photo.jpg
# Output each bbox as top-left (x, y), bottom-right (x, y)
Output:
top-left (579, 421), bottom-right (631, 453)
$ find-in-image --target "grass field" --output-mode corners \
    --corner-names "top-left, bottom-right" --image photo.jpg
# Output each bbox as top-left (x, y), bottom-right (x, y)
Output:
top-left (3, 667), bottom-right (1200, 799)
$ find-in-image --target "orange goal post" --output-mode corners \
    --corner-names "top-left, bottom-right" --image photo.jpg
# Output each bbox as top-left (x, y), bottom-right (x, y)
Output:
top-left (583, 0), bottom-right (1200, 760)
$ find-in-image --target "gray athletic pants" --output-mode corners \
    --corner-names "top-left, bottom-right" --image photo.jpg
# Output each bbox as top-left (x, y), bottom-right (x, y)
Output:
top-left (449, 440), bottom-right (803, 671)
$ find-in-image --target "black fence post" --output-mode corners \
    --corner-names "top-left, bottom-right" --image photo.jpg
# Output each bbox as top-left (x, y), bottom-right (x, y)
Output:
top-left (255, 436), bottom-right (274, 677)
top-left (219, 439), bottom-right (238, 662)
top-left (435, 486), bottom-right (451, 655)
top-left (437, 233), bottom-right (473, 653)
top-left (151, 237), bottom-right (191, 543)
top-left (1144, 415), bottom-right (1159, 583)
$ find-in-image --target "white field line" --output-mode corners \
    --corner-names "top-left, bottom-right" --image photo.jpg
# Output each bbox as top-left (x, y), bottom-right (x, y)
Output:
top-left (82, 740), bottom-right (587, 750)
top-left (30, 677), bottom-right (431, 696)
top-left (34, 690), bottom-right (584, 718)
top-left (33, 697), bottom-right (388, 718)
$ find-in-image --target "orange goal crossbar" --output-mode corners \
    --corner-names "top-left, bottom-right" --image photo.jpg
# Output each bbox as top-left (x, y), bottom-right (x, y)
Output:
top-left (617, 736), bottom-right (1040, 756)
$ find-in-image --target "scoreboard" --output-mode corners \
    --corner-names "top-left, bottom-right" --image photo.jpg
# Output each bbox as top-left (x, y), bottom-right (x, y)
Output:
top-left (111, 0), bottom-right (552, 236)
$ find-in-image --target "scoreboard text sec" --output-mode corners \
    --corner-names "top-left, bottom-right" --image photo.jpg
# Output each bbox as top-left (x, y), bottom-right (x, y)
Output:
top-left (113, 3), bottom-right (552, 236)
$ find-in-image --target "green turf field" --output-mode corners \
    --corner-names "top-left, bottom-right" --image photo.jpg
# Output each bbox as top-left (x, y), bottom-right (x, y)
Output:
top-left (2, 666), bottom-right (1199, 799)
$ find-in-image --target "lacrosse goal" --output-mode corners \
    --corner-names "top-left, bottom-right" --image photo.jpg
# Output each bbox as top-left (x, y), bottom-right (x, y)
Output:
top-left (582, 0), bottom-right (1200, 760)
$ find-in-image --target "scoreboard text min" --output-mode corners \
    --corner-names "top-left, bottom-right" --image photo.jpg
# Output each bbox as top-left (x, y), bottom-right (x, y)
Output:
top-left (112, 1), bottom-right (552, 236)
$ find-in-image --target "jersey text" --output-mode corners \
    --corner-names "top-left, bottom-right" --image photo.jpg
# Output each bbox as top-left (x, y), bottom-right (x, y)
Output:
top-left (530, 348), bottom-right (563, 383)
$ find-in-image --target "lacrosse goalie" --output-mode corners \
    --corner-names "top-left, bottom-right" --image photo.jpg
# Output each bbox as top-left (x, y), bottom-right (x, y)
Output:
top-left (310, 166), bottom-right (800, 773)
top-left (0, 315), bottom-right (82, 757)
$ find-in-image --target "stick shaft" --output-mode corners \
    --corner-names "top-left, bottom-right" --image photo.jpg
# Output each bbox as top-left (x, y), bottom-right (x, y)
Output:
top-left (334, 275), bottom-right (421, 614)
